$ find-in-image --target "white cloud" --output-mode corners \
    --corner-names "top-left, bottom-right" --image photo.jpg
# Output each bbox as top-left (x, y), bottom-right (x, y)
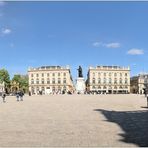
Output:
top-left (127, 48), bottom-right (144, 55)
top-left (93, 41), bottom-right (121, 48)
top-left (104, 42), bottom-right (121, 48)
top-left (1, 28), bottom-right (12, 35)
top-left (0, 1), bottom-right (6, 6)
top-left (92, 42), bottom-right (102, 47)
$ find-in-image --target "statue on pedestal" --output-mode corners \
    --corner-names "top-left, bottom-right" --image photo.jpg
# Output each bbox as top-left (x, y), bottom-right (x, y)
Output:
top-left (77, 66), bottom-right (83, 78)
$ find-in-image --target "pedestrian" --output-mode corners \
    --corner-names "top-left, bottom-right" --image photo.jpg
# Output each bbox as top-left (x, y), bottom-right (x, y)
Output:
top-left (19, 91), bottom-right (24, 101)
top-left (16, 91), bottom-right (20, 101)
top-left (2, 92), bottom-right (6, 103)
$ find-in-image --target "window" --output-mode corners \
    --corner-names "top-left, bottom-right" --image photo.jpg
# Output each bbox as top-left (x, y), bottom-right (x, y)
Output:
top-left (98, 86), bottom-right (101, 89)
top-left (63, 73), bottom-right (66, 77)
top-left (119, 86), bottom-right (122, 89)
top-left (98, 73), bottom-right (101, 76)
top-left (93, 72), bottom-right (95, 77)
top-left (104, 78), bottom-right (106, 84)
top-left (63, 78), bottom-right (66, 84)
top-left (120, 73), bottom-right (122, 77)
top-left (31, 79), bottom-right (34, 84)
top-left (125, 73), bottom-right (127, 76)
top-left (36, 78), bottom-right (39, 84)
top-left (36, 87), bottom-right (39, 92)
top-left (52, 78), bottom-right (55, 84)
top-left (42, 73), bottom-right (44, 77)
top-left (47, 73), bottom-right (50, 77)
top-left (114, 78), bottom-right (117, 84)
top-left (119, 78), bottom-right (122, 84)
top-left (114, 86), bottom-right (117, 89)
top-left (92, 86), bottom-right (95, 89)
top-left (58, 78), bottom-right (61, 84)
top-left (36, 74), bottom-right (39, 77)
top-left (109, 78), bottom-right (112, 84)
top-left (31, 74), bottom-right (33, 77)
top-left (41, 78), bottom-right (44, 84)
top-left (109, 73), bottom-right (111, 77)
top-left (125, 78), bottom-right (127, 84)
top-left (103, 86), bottom-right (106, 89)
top-left (114, 73), bottom-right (117, 77)
top-left (98, 78), bottom-right (101, 84)
top-left (63, 86), bottom-right (66, 91)
top-left (58, 86), bottom-right (61, 91)
top-left (58, 73), bottom-right (60, 76)
top-left (92, 78), bottom-right (95, 84)
top-left (52, 73), bottom-right (55, 77)
top-left (52, 86), bottom-right (55, 92)
top-left (104, 73), bottom-right (106, 77)
top-left (47, 78), bottom-right (50, 84)
top-left (42, 87), bottom-right (45, 91)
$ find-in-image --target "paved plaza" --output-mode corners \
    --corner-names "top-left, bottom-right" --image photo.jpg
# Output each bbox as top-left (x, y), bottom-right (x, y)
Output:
top-left (0, 94), bottom-right (148, 147)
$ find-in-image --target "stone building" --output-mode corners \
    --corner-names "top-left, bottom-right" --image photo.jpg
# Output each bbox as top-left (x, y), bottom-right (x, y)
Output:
top-left (86, 66), bottom-right (130, 94)
top-left (28, 66), bottom-right (74, 95)
top-left (130, 74), bottom-right (148, 94)
top-left (0, 81), bottom-right (5, 93)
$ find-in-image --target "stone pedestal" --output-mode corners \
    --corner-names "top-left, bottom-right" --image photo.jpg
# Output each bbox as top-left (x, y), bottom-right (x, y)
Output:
top-left (75, 77), bottom-right (86, 94)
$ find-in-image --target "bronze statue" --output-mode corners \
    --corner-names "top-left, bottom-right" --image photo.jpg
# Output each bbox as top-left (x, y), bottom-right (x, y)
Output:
top-left (77, 66), bottom-right (83, 77)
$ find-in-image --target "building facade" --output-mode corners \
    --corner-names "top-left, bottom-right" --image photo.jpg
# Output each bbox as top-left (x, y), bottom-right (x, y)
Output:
top-left (0, 81), bottom-right (5, 93)
top-left (28, 66), bottom-right (74, 95)
top-left (86, 66), bottom-right (130, 94)
top-left (130, 74), bottom-right (148, 94)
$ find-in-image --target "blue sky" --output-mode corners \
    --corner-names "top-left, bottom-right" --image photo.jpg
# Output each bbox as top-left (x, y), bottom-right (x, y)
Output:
top-left (0, 1), bottom-right (148, 79)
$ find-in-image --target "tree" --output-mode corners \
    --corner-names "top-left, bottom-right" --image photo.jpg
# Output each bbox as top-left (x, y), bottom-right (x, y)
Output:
top-left (0, 68), bottom-right (10, 93)
top-left (12, 74), bottom-right (28, 93)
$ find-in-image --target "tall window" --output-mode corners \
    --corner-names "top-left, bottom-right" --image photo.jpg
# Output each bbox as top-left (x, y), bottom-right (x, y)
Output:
top-left (125, 73), bottom-right (127, 76)
top-left (58, 78), bottom-right (61, 84)
top-left (52, 78), bottom-right (55, 84)
top-left (125, 78), bottom-right (127, 84)
top-left (63, 78), bottom-right (66, 84)
top-left (114, 78), bottom-right (117, 84)
top-left (31, 74), bottom-right (33, 77)
top-left (93, 72), bottom-right (95, 77)
top-left (98, 78), bottom-right (101, 84)
top-left (104, 73), bottom-right (106, 77)
top-left (47, 78), bottom-right (50, 84)
top-left (42, 73), bottom-right (44, 77)
top-left (41, 78), bottom-right (44, 84)
top-left (104, 78), bottom-right (106, 84)
top-left (52, 73), bottom-right (55, 77)
top-left (119, 78), bottom-right (122, 84)
top-left (58, 73), bottom-right (60, 76)
top-left (47, 73), bottom-right (50, 77)
top-left (63, 73), bottom-right (66, 77)
top-left (114, 73), bottom-right (117, 77)
top-left (120, 73), bottom-right (122, 77)
top-left (92, 78), bottom-right (95, 84)
top-left (36, 74), bottom-right (39, 77)
top-left (31, 79), bottom-right (34, 84)
top-left (109, 73), bottom-right (111, 77)
top-left (36, 78), bottom-right (39, 84)
top-left (109, 78), bottom-right (112, 84)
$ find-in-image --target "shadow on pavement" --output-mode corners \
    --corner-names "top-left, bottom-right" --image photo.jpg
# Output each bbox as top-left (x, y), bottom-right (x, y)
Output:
top-left (94, 109), bottom-right (148, 147)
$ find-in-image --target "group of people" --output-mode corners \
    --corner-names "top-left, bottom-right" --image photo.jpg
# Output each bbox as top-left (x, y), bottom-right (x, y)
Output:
top-left (1, 91), bottom-right (24, 103)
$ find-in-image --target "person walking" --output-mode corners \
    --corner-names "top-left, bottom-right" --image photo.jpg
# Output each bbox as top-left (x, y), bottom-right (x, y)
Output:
top-left (2, 92), bottom-right (6, 103)
top-left (16, 91), bottom-right (20, 101)
top-left (19, 91), bottom-right (24, 101)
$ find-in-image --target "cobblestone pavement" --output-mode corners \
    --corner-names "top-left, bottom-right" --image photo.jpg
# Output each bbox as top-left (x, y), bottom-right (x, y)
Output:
top-left (0, 94), bottom-right (148, 147)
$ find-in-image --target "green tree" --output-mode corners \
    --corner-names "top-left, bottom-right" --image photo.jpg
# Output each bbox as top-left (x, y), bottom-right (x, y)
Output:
top-left (12, 74), bottom-right (29, 93)
top-left (0, 68), bottom-right (10, 92)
